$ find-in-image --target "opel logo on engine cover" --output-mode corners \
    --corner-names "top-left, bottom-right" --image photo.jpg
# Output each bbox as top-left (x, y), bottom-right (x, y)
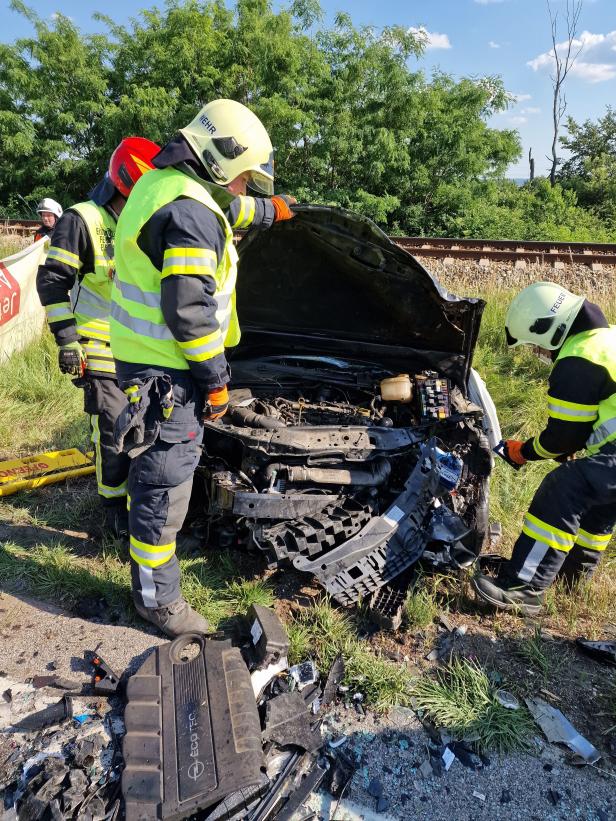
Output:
top-left (188, 760), bottom-right (205, 781)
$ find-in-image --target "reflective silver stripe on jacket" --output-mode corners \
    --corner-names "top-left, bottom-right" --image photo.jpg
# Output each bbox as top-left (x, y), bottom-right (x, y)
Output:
top-left (71, 282), bottom-right (111, 319)
top-left (547, 401), bottom-right (598, 420)
top-left (181, 335), bottom-right (224, 357)
top-left (110, 302), bottom-right (174, 340)
top-left (587, 417), bottom-right (616, 448)
top-left (115, 279), bottom-right (162, 309)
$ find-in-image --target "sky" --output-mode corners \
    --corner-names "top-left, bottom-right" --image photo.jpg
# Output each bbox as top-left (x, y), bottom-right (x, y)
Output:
top-left (3, 0), bottom-right (615, 178)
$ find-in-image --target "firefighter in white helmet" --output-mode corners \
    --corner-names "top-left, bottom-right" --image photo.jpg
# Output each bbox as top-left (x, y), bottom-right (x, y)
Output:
top-left (473, 282), bottom-right (616, 615)
top-left (34, 198), bottom-right (63, 241)
top-left (110, 99), bottom-right (296, 637)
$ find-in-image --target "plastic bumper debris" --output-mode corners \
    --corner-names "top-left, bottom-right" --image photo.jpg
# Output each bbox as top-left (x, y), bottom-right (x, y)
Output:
top-left (525, 697), bottom-right (601, 764)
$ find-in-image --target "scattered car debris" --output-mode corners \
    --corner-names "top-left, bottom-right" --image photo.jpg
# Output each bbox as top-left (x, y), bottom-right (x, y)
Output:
top-left (425, 628), bottom-right (456, 662)
top-left (121, 606), bottom-right (343, 820)
top-left (367, 575), bottom-right (413, 632)
top-left (526, 697), bottom-right (601, 764)
top-left (1, 686), bottom-right (122, 820)
top-left (495, 689), bottom-right (520, 710)
top-left (442, 746), bottom-right (456, 771)
top-left (289, 661), bottom-right (319, 690)
top-left (575, 639), bottom-right (616, 666)
top-left (547, 788), bottom-right (562, 806)
top-left (263, 692), bottom-right (323, 753)
top-left (472, 790), bottom-right (486, 801)
top-left (320, 655), bottom-right (345, 712)
top-left (12, 694), bottom-right (73, 732)
top-left (84, 651), bottom-right (121, 695)
top-left (447, 742), bottom-right (485, 771)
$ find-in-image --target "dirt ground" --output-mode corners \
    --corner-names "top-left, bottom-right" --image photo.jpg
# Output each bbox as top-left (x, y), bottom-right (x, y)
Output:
top-left (1, 591), bottom-right (615, 821)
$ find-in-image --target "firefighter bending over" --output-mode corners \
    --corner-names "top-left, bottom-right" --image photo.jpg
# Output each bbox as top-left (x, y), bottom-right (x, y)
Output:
top-left (473, 282), bottom-right (616, 615)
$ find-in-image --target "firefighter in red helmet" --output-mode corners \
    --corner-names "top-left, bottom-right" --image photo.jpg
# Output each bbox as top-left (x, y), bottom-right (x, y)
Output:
top-left (36, 137), bottom-right (161, 536)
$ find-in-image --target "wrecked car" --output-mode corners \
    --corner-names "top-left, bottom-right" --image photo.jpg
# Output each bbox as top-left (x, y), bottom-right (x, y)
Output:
top-left (196, 206), bottom-right (497, 607)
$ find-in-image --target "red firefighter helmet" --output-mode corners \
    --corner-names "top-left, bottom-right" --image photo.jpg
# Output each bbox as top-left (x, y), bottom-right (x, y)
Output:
top-left (108, 137), bottom-right (160, 198)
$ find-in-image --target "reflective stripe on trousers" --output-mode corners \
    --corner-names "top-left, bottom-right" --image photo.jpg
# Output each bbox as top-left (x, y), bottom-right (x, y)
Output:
top-left (507, 445), bottom-right (616, 590)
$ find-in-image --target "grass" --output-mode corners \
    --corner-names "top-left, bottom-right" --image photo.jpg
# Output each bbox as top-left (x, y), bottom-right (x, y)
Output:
top-left (0, 332), bottom-right (88, 457)
top-left (516, 625), bottom-right (552, 684)
top-left (404, 586), bottom-right (438, 630)
top-left (288, 599), bottom-right (413, 711)
top-left (0, 538), bottom-right (274, 631)
top-left (1, 270), bottom-right (616, 712)
top-left (411, 656), bottom-right (536, 753)
top-left (0, 233), bottom-right (29, 259)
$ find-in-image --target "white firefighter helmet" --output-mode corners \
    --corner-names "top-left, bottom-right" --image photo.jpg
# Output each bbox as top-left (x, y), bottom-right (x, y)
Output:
top-left (505, 282), bottom-right (585, 350)
top-left (36, 198), bottom-right (63, 219)
top-left (179, 99), bottom-right (274, 195)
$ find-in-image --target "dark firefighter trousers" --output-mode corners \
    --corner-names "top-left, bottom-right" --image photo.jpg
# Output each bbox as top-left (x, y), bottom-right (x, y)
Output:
top-left (82, 376), bottom-right (130, 509)
top-left (119, 376), bottom-right (204, 609)
top-left (505, 443), bottom-right (616, 590)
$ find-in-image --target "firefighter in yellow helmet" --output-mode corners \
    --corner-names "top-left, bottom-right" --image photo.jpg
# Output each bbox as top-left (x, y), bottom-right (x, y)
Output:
top-left (473, 282), bottom-right (616, 615)
top-left (110, 99), bottom-right (295, 637)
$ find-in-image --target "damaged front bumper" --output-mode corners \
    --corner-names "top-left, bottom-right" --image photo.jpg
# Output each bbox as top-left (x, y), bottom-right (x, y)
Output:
top-left (289, 441), bottom-right (465, 606)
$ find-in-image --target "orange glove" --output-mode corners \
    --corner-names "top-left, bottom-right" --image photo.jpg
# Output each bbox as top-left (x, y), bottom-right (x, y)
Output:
top-left (271, 195), bottom-right (296, 222)
top-left (204, 386), bottom-right (229, 421)
top-left (504, 439), bottom-right (527, 466)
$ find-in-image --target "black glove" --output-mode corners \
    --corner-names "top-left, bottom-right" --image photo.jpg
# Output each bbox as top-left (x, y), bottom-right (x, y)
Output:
top-left (58, 341), bottom-right (86, 376)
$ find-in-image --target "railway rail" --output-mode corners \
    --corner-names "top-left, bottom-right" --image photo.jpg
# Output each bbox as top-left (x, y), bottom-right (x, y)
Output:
top-left (3, 219), bottom-right (615, 266)
top-left (393, 236), bottom-right (616, 267)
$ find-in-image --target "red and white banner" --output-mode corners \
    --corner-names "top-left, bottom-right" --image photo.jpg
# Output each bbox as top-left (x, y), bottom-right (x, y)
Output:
top-left (0, 238), bottom-right (48, 362)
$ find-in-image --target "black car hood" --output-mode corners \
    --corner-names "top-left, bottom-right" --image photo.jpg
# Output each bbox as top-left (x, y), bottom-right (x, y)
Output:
top-left (234, 206), bottom-right (484, 387)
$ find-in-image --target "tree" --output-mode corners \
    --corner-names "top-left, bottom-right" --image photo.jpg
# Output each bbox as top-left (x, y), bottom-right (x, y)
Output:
top-left (0, 1), bottom-right (113, 208)
top-left (545, 0), bottom-right (583, 187)
top-left (0, 0), bottom-right (522, 235)
top-left (559, 108), bottom-right (616, 221)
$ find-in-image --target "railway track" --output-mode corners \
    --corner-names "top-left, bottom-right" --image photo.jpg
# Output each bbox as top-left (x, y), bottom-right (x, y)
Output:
top-left (1, 219), bottom-right (39, 237)
top-left (3, 219), bottom-right (615, 266)
top-left (393, 236), bottom-right (616, 267)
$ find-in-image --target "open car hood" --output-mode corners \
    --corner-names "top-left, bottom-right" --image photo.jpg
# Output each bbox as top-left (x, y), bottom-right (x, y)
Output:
top-left (235, 205), bottom-right (484, 387)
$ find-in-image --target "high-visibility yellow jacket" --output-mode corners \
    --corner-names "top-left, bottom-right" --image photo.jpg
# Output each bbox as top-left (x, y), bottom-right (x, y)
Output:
top-left (37, 200), bottom-right (117, 377)
top-left (110, 167), bottom-right (241, 381)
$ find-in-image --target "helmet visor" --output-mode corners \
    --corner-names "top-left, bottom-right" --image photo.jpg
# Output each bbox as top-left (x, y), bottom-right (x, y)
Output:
top-left (247, 170), bottom-right (274, 196)
top-left (246, 153), bottom-right (275, 196)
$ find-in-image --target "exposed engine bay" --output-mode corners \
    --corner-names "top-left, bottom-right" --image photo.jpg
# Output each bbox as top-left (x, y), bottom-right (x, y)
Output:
top-left (199, 355), bottom-right (492, 606)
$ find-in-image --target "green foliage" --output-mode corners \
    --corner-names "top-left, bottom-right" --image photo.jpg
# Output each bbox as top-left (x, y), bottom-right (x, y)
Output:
top-left (558, 108), bottom-right (616, 224)
top-left (2, 0), bottom-right (614, 239)
top-left (0, 0), bottom-right (524, 237)
top-left (516, 625), bottom-right (552, 684)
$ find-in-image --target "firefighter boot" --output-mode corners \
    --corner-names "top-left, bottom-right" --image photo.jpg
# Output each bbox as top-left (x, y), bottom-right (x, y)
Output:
top-left (472, 572), bottom-right (544, 616)
top-left (103, 502), bottom-right (129, 539)
top-left (134, 597), bottom-right (211, 637)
